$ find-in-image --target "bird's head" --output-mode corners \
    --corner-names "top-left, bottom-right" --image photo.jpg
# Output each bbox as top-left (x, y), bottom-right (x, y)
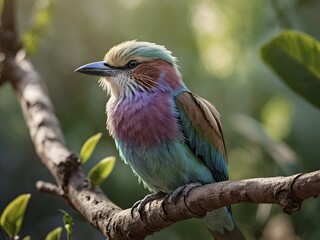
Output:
top-left (75, 40), bottom-right (182, 97)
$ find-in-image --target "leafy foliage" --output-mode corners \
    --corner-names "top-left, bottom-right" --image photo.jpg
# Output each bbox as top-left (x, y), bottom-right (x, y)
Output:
top-left (80, 133), bottom-right (116, 185)
top-left (79, 132), bottom-right (102, 164)
top-left (0, 131), bottom-right (114, 239)
top-left (261, 30), bottom-right (320, 109)
top-left (0, 194), bottom-right (74, 240)
top-left (60, 210), bottom-right (73, 240)
top-left (45, 227), bottom-right (62, 240)
top-left (88, 157), bottom-right (116, 186)
top-left (0, 194), bottom-right (31, 238)
top-left (22, 0), bottom-right (57, 54)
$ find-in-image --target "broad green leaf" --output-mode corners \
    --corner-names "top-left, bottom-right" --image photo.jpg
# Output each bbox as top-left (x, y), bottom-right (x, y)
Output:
top-left (60, 210), bottom-right (73, 240)
top-left (80, 132), bottom-right (102, 164)
top-left (88, 157), bottom-right (116, 185)
top-left (0, 194), bottom-right (31, 237)
top-left (45, 227), bottom-right (62, 240)
top-left (261, 30), bottom-right (320, 108)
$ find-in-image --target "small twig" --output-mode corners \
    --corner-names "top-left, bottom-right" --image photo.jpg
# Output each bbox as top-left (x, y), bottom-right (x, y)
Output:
top-left (36, 181), bottom-right (64, 197)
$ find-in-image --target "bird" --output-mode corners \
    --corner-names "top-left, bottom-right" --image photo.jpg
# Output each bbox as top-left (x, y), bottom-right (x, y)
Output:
top-left (75, 40), bottom-right (245, 240)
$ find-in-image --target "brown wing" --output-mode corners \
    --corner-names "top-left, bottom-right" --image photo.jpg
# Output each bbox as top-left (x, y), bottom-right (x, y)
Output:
top-left (175, 91), bottom-right (228, 181)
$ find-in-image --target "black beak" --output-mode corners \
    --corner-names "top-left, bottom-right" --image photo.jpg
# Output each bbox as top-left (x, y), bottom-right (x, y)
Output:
top-left (75, 61), bottom-right (117, 76)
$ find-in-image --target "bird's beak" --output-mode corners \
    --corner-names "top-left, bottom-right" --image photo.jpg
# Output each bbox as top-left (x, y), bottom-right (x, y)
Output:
top-left (75, 61), bottom-right (117, 77)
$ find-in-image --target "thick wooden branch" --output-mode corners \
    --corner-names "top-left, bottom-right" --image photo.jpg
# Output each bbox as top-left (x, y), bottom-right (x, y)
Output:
top-left (1, 1), bottom-right (320, 239)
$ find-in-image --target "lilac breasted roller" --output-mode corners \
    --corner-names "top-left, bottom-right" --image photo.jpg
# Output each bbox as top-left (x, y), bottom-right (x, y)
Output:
top-left (75, 41), bottom-right (245, 240)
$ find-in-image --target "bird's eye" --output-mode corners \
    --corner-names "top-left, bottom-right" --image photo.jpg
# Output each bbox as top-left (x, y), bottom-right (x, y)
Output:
top-left (127, 60), bottom-right (138, 68)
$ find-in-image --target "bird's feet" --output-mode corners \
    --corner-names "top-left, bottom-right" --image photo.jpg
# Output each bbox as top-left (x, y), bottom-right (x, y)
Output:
top-left (131, 182), bottom-right (202, 218)
top-left (131, 192), bottom-right (166, 218)
top-left (162, 182), bottom-right (203, 214)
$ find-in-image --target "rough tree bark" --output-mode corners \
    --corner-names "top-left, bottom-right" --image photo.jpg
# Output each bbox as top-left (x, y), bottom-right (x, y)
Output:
top-left (0, 1), bottom-right (319, 239)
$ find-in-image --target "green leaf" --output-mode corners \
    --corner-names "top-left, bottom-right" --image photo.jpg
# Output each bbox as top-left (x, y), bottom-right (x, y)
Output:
top-left (79, 132), bottom-right (102, 164)
top-left (22, 0), bottom-right (57, 55)
top-left (0, 194), bottom-right (31, 237)
top-left (261, 30), bottom-right (320, 108)
top-left (23, 236), bottom-right (31, 240)
top-left (35, 9), bottom-right (52, 30)
top-left (45, 227), bottom-right (62, 240)
top-left (60, 210), bottom-right (73, 240)
top-left (88, 157), bottom-right (116, 185)
top-left (61, 211), bottom-right (73, 227)
top-left (65, 224), bottom-right (72, 240)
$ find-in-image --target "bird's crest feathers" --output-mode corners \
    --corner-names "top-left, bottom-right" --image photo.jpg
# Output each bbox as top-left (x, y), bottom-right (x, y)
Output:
top-left (104, 40), bottom-right (179, 70)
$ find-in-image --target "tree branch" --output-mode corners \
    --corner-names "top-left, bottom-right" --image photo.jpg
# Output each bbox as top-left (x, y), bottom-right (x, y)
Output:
top-left (36, 181), bottom-right (64, 197)
top-left (0, 0), bottom-right (21, 85)
top-left (1, 1), bottom-right (320, 239)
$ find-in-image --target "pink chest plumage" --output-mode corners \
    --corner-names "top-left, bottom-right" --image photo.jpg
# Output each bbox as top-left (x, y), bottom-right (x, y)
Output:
top-left (106, 92), bottom-right (181, 148)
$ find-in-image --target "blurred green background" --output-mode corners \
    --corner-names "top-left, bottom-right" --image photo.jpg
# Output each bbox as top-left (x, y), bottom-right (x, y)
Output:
top-left (1, 0), bottom-right (320, 239)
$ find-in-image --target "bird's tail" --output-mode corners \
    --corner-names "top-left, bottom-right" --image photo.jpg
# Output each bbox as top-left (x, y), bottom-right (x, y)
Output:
top-left (202, 207), bottom-right (245, 240)
top-left (209, 224), bottom-right (245, 240)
